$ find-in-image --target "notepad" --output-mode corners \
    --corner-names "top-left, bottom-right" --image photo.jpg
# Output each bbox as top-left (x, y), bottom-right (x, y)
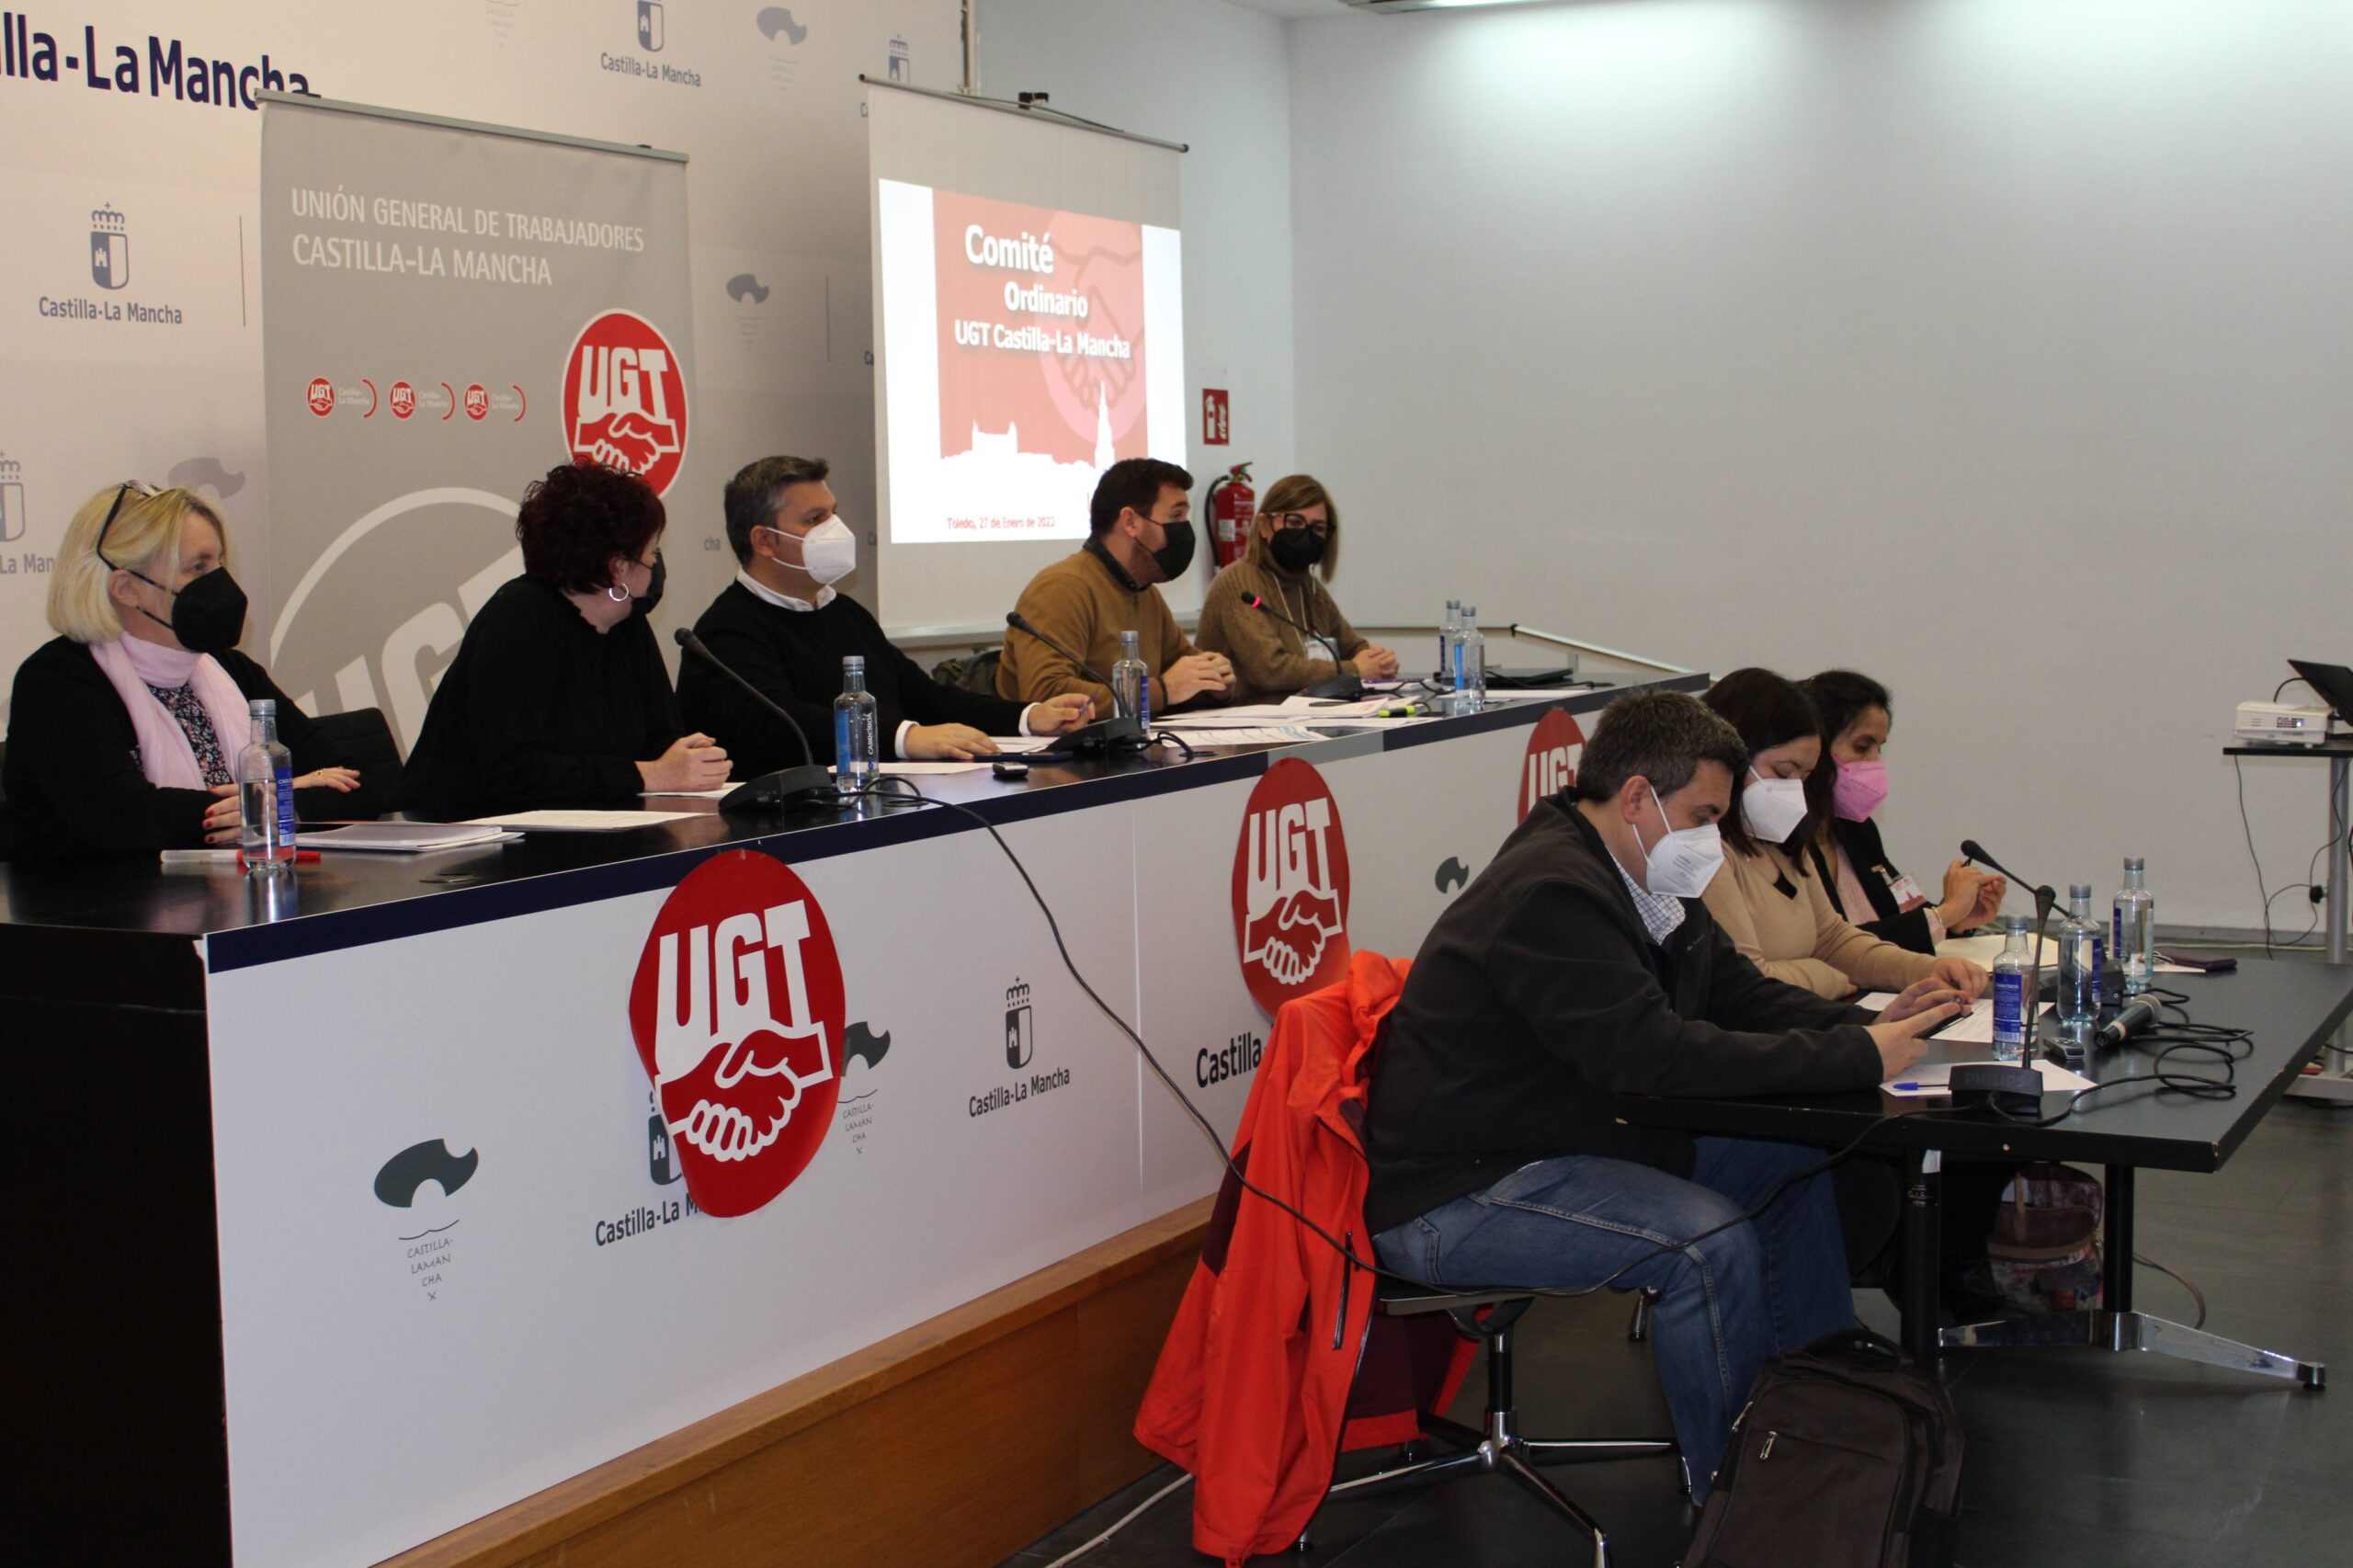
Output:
top-left (299, 823), bottom-right (514, 853)
top-left (461, 810), bottom-right (701, 832)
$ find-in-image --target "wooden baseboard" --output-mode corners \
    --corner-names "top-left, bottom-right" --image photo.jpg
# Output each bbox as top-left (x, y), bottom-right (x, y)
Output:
top-left (381, 1198), bottom-right (1212, 1568)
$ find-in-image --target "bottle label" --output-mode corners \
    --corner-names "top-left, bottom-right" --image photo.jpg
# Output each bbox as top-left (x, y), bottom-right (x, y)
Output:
top-left (272, 765), bottom-right (296, 840)
top-left (833, 710), bottom-right (852, 778)
top-left (1993, 970), bottom-right (2026, 1044)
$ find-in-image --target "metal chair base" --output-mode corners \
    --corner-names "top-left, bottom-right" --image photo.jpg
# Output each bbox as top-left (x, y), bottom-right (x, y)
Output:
top-left (1941, 1309), bottom-right (2325, 1389)
top-left (1303, 1309), bottom-right (1677, 1568)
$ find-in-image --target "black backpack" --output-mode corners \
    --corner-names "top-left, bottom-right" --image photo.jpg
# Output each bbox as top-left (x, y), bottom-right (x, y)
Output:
top-left (1684, 1328), bottom-right (1963, 1568)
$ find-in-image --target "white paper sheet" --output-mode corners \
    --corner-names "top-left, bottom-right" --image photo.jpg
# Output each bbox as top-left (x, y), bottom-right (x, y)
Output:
top-left (1858, 994), bottom-right (2052, 1046)
top-left (462, 810), bottom-right (702, 831)
top-left (1883, 1059), bottom-right (2097, 1097)
top-left (1166, 726), bottom-right (1321, 746)
top-left (879, 761), bottom-right (991, 775)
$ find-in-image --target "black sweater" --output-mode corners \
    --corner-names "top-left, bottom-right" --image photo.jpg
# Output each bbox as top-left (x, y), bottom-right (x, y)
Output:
top-left (679, 580), bottom-right (1026, 772)
top-left (395, 576), bottom-right (683, 819)
top-left (1, 636), bottom-right (346, 858)
top-left (1362, 798), bottom-right (1882, 1235)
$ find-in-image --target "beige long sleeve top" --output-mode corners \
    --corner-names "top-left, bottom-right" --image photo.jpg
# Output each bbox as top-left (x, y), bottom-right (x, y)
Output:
top-left (1700, 839), bottom-right (1938, 999)
top-left (1195, 544), bottom-right (1369, 707)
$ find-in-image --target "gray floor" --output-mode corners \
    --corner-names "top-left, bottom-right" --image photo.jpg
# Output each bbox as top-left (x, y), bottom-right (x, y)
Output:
top-left (1001, 1085), bottom-right (2353, 1568)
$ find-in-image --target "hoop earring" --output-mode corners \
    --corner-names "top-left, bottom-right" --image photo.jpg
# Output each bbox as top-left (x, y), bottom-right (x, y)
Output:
top-left (607, 583), bottom-right (631, 603)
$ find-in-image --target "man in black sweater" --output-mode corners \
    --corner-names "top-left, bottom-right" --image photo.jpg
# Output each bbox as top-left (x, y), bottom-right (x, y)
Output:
top-left (1363, 689), bottom-right (1961, 1497)
top-left (679, 456), bottom-right (1095, 773)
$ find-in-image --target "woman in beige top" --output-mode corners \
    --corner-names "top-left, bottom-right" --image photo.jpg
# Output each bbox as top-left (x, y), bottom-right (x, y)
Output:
top-left (1699, 668), bottom-right (1987, 1002)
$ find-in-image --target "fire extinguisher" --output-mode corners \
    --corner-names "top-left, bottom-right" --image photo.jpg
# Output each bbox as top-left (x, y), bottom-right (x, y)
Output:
top-left (1205, 461), bottom-right (1254, 579)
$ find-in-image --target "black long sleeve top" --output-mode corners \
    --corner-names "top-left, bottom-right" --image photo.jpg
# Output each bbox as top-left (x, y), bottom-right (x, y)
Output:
top-left (1, 635), bottom-right (356, 858)
top-left (1362, 797), bottom-right (1882, 1234)
top-left (678, 580), bottom-right (1026, 773)
top-left (394, 575), bottom-right (683, 819)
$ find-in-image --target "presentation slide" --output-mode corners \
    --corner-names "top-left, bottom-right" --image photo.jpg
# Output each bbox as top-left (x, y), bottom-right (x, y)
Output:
top-left (878, 178), bottom-right (1184, 546)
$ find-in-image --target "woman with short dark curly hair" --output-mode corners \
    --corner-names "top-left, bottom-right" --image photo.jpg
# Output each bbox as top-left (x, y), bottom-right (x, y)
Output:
top-left (395, 462), bottom-right (730, 817)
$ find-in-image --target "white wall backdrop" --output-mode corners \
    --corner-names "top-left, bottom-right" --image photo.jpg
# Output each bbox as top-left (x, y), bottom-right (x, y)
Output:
top-left (1288, 0), bottom-right (2353, 930)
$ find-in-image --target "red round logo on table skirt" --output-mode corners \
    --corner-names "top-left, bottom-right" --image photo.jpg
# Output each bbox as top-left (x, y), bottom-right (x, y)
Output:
top-left (563, 308), bottom-right (688, 495)
top-left (627, 851), bottom-right (846, 1217)
top-left (1232, 757), bottom-right (1352, 1016)
top-left (1518, 707), bottom-right (1587, 823)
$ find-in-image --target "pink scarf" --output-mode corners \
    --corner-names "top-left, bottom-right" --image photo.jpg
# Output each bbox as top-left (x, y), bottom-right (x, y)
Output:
top-left (87, 636), bottom-right (255, 790)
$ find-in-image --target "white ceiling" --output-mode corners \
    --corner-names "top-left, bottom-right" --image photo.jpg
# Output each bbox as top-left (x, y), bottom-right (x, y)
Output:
top-left (1221, 0), bottom-right (1359, 21)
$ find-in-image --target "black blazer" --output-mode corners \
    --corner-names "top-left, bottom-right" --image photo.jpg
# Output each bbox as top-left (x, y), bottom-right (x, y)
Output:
top-left (1361, 799), bottom-right (1878, 1234)
top-left (1810, 814), bottom-right (1938, 957)
top-left (0, 636), bottom-right (379, 859)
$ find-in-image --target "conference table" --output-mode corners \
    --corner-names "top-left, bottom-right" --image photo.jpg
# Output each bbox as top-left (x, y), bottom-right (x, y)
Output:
top-left (6, 673), bottom-right (1675, 1568)
top-left (1620, 958), bottom-right (2353, 1383)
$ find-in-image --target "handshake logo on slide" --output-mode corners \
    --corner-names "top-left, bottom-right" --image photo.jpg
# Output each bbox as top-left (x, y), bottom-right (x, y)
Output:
top-left (1232, 758), bottom-right (1354, 1015)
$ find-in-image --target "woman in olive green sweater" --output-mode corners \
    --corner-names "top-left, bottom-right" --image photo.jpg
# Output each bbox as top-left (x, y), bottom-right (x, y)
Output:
top-left (1196, 474), bottom-right (1398, 706)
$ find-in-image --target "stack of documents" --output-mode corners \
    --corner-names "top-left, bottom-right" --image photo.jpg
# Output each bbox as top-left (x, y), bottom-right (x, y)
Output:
top-left (299, 823), bottom-right (516, 853)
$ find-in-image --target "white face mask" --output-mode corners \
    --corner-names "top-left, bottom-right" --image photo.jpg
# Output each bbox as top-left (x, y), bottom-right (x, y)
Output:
top-left (1636, 782), bottom-right (1726, 899)
top-left (769, 517), bottom-right (857, 586)
top-left (1741, 769), bottom-right (1811, 845)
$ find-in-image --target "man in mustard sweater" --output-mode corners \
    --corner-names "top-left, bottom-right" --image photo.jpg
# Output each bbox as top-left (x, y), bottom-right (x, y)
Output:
top-left (996, 458), bottom-right (1234, 716)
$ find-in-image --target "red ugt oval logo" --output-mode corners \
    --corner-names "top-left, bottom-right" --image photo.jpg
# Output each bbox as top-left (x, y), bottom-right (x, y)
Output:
top-left (628, 851), bottom-right (845, 1217)
top-left (1518, 708), bottom-right (1586, 823)
top-left (563, 308), bottom-right (688, 495)
top-left (1231, 757), bottom-right (1352, 1015)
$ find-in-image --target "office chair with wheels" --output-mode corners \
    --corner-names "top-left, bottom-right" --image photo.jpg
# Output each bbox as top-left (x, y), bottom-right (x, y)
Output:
top-left (1302, 1279), bottom-right (1679, 1568)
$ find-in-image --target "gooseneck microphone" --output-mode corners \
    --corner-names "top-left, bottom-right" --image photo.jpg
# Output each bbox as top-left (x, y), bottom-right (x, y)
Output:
top-left (1960, 838), bottom-right (2055, 907)
top-left (1240, 592), bottom-right (1362, 701)
top-left (1003, 611), bottom-right (1145, 754)
top-left (674, 628), bottom-right (839, 813)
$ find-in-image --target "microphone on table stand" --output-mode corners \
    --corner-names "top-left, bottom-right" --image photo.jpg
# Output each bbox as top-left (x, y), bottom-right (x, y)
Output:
top-left (1959, 838), bottom-right (2055, 911)
top-left (1003, 612), bottom-right (1145, 755)
top-left (1239, 592), bottom-right (1362, 701)
top-left (1949, 839), bottom-right (2056, 1110)
top-left (674, 629), bottom-right (839, 813)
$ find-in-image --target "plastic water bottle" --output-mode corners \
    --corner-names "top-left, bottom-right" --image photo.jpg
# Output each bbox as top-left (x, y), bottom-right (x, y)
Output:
top-left (1458, 606), bottom-right (1487, 714)
top-left (833, 655), bottom-right (878, 796)
top-left (236, 699), bottom-right (296, 870)
top-left (1438, 599), bottom-right (1461, 690)
top-left (1992, 914), bottom-right (2033, 1062)
top-left (2112, 857), bottom-right (2155, 996)
top-left (1111, 629), bottom-right (1150, 731)
top-left (2056, 883), bottom-right (2099, 1064)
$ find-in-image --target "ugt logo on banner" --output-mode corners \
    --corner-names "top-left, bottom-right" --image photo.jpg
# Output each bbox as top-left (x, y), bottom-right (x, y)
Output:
top-left (1518, 708), bottom-right (1586, 822)
top-left (628, 851), bottom-right (846, 1217)
top-left (1232, 758), bottom-right (1352, 1015)
top-left (563, 308), bottom-right (688, 496)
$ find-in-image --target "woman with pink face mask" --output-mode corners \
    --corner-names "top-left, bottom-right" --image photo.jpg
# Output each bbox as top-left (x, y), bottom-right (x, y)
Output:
top-left (1800, 670), bottom-right (2006, 954)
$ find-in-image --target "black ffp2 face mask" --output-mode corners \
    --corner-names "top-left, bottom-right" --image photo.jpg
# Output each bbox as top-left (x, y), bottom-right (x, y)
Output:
top-left (634, 551), bottom-right (666, 615)
top-left (1146, 517), bottom-right (1197, 582)
top-left (1268, 528), bottom-right (1325, 574)
top-left (126, 564), bottom-right (249, 653)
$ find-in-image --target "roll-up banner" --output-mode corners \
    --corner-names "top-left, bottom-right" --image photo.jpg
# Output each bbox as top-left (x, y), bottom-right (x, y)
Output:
top-left (259, 94), bottom-right (706, 752)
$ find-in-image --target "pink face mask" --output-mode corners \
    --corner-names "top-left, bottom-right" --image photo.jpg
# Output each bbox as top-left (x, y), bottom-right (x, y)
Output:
top-left (1832, 759), bottom-right (1889, 822)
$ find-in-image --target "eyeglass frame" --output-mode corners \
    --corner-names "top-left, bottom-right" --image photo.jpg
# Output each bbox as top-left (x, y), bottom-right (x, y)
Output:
top-left (1268, 511), bottom-right (1332, 540)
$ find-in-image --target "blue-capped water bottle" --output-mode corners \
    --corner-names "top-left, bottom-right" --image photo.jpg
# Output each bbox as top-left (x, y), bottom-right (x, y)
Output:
top-left (236, 698), bottom-right (296, 871)
top-left (1111, 628), bottom-right (1151, 732)
top-left (1438, 599), bottom-right (1461, 690)
top-left (2056, 883), bottom-right (2099, 1065)
top-left (1992, 913), bottom-right (2033, 1062)
top-left (833, 654), bottom-right (878, 796)
top-left (2113, 857), bottom-right (2154, 996)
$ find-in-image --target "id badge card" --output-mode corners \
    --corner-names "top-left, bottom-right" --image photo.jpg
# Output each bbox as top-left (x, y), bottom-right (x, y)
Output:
top-left (1885, 871), bottom-right (1929, 913)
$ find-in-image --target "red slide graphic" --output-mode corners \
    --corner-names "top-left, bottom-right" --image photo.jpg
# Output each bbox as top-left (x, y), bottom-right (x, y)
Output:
top-left (933, 190), bottom-right (1149, 471)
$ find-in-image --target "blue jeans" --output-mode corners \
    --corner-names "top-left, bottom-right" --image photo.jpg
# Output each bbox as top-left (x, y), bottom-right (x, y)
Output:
top-left (1372, 1139), bottom-right (1855, 1500)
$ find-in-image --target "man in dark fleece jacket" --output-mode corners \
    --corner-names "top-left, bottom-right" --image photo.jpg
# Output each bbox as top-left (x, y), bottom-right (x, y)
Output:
top-left (1363, 689), bottom-right (1961, 1497)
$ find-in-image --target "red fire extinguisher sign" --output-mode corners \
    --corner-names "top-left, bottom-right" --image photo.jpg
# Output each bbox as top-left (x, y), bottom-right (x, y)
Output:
top-left (1201, 388), bottom-right (1231, 446)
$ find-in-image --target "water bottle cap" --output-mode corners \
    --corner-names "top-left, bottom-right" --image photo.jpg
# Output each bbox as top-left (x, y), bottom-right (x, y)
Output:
top-left (2069, 882), bottom-right (2092, 899)
top-left (2001, 914), bottom-right (2030, 932)
top-left (842, 655), bottom-right (865, 672)
top-left (2123, 856), bottom-right (2145, 871)
top-left (248, 699), bottom-right (275, 717)
top-left (1119, 629), bottom-right (1139, 649)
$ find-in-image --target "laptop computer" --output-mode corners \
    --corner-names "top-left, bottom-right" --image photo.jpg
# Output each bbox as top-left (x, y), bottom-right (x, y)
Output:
top-left (2286, 659), bottom-right (2353, 730)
